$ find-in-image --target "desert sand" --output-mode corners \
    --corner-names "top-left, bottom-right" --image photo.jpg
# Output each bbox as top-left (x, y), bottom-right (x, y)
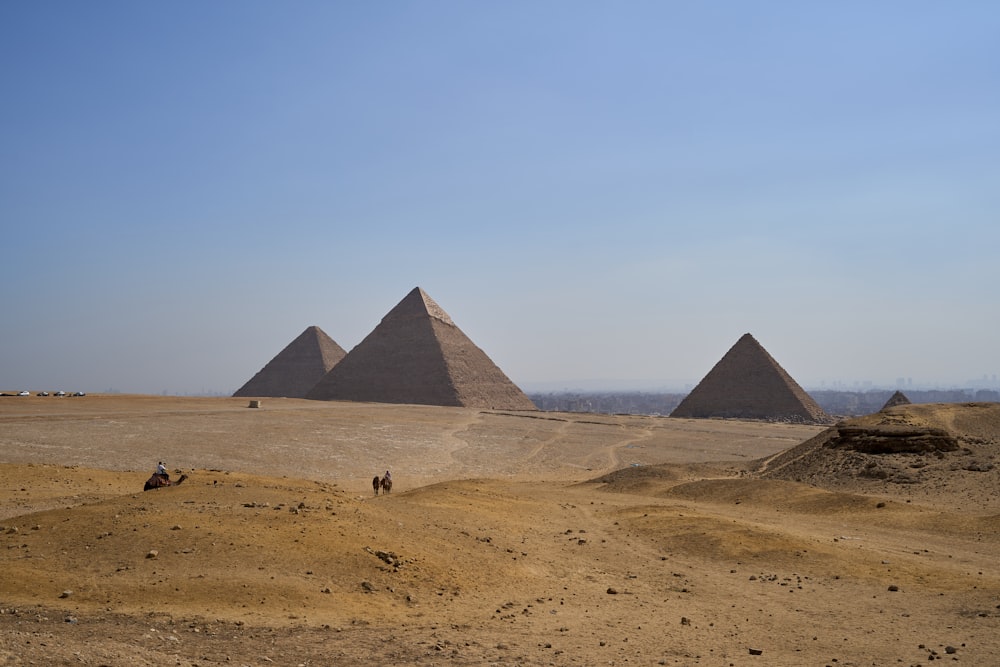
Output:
top-left (1, 395), bottom-right (998, 666)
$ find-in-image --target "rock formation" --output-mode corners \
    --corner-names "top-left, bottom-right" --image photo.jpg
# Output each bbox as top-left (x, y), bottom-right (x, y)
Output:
top-left (233, 326), bottom-right (346, 398)
top-left (670, 333), bottom-right (830, 423)
top-left (827, 424), bottom-right (957, 454)
top-left (306, 287), bottom-right (536, 410)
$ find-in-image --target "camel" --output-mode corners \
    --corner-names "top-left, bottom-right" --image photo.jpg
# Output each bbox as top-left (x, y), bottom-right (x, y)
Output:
top-left (372, 475), bottom-right (381, 496)
top-left (143, 472), bottom-right (188, 491)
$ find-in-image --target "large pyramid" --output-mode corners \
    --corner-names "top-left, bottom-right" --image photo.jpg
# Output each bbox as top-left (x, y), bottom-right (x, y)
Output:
top-left (233, 326), bottom-right (346, 398)
top-left (306, 287), bottom-right (536, 410)
top-left (670, 333), bottom-right (830, 423)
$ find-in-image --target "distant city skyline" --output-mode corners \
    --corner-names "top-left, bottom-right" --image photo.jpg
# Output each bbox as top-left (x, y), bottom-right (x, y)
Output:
top-left (518, 374), bottom-right (1000, 395)
top-left (55, 373), bottom-right (1000, 399)
top-left (2, 3), bottom-right (997, 396)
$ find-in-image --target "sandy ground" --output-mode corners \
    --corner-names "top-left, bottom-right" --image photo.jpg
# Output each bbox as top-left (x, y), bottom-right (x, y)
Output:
top-left (1, 395), bottom-right (998, 666)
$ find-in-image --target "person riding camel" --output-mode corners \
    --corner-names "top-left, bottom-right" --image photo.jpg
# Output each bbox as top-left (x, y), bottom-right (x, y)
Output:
top-left (156, 461), bottom-right (169, 480)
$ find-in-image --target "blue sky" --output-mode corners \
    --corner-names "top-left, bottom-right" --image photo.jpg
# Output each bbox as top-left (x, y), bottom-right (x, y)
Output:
top-left (2, 1), bottom-right (998, 394)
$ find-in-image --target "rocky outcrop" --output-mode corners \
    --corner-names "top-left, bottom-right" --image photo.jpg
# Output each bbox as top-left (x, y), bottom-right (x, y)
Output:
top-left (826, 425), bottom-right (959, 454)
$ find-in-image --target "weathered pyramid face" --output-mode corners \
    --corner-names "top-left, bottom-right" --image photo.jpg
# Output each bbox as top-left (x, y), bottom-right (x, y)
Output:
top-left (233, 326), bottom-right (346, 398)
top-left (669, 333), bottom-right (830, 423)
top-left (880, 390), bottom-right (912, 411)
top-left (306, 287), bottom-right (536, 410)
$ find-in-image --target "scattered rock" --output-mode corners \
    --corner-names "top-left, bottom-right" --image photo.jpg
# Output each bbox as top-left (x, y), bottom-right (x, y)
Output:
top-left (146, 550), bottom-right (158, 559)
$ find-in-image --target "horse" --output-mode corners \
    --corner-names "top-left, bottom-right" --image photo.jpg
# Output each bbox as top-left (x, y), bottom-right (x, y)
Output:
top-left (372, 475), bottom-right (381, 496)
top-left (143, 472), bottom-right (188, 491)
top-left (380, 475), bottom-right (392, 494)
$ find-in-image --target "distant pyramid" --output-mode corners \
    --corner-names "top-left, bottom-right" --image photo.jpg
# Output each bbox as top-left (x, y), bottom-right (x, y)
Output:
top-left (233, 326), bottom-right (346, 398)
top-left (670, 333), bottom-right (830, 423)
top-left (880, 390), bottom-right (912, 411)
top-left (306, 287), bottom-right (536, 410)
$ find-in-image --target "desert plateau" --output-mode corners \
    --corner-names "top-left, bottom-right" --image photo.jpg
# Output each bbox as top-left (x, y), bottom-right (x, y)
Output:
top-left (1, 395), bottom-right (999, 666)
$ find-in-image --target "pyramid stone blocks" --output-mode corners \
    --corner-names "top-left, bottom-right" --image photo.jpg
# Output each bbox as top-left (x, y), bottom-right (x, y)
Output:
top-left (233, 326), bottom-right (346, 399)
top-left (306, 287), bottom-right (536, 410)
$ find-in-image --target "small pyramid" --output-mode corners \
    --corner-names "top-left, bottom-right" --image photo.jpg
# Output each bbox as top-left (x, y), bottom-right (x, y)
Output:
top-left (880, 390), bottom-right (911, 411)
top-left (670, 333), bottom-right (829, 423)
top-left (306, 287), bottom-right (536, 410)
top-left (233, 326), bottom-right (346, 398)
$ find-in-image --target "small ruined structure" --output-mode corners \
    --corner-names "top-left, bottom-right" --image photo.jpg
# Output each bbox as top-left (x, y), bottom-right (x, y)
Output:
top-left (670, 333), bottom-right (830, 423)
top-left (306, 287), bottom-right (536, 410)
top-left (880, 390), bottom-right (912, 411)
top-left (233, 326), bottom-right (346, 398)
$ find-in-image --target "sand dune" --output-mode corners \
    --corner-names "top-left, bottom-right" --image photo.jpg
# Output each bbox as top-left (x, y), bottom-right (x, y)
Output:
top-left (1, 395), bottom-right (997, 665)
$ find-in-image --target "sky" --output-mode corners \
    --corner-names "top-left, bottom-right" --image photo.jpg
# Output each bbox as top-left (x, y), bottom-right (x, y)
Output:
top-left (2, 1), bottom-right (998, 395)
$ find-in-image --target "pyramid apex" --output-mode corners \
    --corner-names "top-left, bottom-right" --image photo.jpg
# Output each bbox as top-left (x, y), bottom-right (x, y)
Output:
top-left (383, 287), bottom-right (454, 326)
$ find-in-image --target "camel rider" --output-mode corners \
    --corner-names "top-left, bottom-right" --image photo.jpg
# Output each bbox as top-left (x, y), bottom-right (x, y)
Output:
top-left (157, 461), bottom-right (169, 480)
top-left (384, 470), bottom-right (391, 483)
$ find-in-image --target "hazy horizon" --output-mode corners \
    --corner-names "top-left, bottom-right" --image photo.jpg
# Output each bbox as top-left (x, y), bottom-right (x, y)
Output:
top-left (3, 2), bottom-right (998, 396)
top-left (8, 373), bottom-right (996, 399)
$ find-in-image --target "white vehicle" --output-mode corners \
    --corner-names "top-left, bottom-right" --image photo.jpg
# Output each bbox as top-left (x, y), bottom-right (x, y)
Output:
top-left (17, 391), bottom-right (30, 396)
top-left (54, 391), bottom-right (66, 397)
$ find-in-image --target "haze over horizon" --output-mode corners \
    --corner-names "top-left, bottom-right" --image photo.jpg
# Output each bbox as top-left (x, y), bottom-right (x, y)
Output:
top-left (2, 2), bottom-right (998, 396)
